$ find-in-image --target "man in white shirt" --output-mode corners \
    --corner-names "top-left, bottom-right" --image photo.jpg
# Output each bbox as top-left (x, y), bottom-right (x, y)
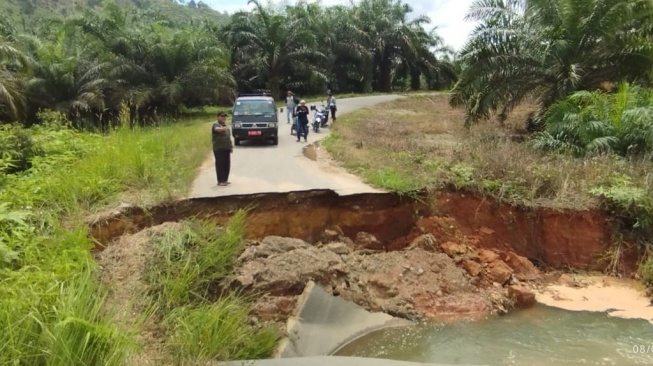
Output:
top-left (327, 90), bottom-right (337, 122)
top-left (285, 90), bottom-right (296, 124)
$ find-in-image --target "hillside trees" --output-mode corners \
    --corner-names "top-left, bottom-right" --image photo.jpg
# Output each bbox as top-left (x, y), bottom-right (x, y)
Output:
top-left (0, 0), bottom-right (453, 128)
top-left (0, 3), bottom-right (234, 128)
top-left (222, 0), bottom-right (455, 96)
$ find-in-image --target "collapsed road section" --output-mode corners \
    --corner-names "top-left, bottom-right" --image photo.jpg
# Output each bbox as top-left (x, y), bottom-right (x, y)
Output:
top-left (88, 188), bottom-right (617, 273)
top-left (91, 188), bottom-right (640, 365)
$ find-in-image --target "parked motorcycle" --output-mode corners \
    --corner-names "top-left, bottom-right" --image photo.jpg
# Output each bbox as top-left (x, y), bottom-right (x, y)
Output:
top-left (312, 105), bottom-right (329, 132)
top-left (291, 114), bottom-right (298, 135)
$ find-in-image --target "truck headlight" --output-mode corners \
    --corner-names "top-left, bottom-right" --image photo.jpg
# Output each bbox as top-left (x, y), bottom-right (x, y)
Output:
top-left (233, 123), bottom-right (241, 128)
top-left (268, 122), bottom-right (277, 128)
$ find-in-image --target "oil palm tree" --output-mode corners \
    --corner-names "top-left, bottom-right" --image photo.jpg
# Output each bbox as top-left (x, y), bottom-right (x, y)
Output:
top-left (394, 26), bottom-right (458, 90)
top-left (142, 24), bottom-right (235, 112)
top-left (24, 30), bottom-right (114, 127)
top-left (354, 0), bottom-right (435, 92)
top-left (450, 0), bottom-right (653, 126)
top-left (531, 82), bottom-right (653, 157)
top-left (223, 0), bottom-right (326, 95)
top-left (68, 7), bottom-right (235, 120)
top-left (0, 37), bottom-right (29, 122)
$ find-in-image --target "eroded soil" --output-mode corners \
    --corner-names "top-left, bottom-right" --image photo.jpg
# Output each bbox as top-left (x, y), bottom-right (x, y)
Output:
top-left (533, 274), bottom-right (653, 323)
top-left (91, 189), bottom-right (649, 364)
top-left (95, 211), bottom-right (553, 365)
top-left (231, 235), bottom-right (507, 323)
top-left (95, 224), bottom-right (174, 365)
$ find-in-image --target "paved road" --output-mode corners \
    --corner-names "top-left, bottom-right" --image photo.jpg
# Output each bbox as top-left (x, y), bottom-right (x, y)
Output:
top-left (189, 94), bottom-right (403, 197)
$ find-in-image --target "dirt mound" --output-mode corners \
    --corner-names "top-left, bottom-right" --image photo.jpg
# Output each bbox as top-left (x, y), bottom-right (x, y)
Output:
top-left (227, 234), bottom-right (515, 322)
top-left (95, 223), bottom-right (177, 366)
top-left (94, 219), bottom-right (546, 363)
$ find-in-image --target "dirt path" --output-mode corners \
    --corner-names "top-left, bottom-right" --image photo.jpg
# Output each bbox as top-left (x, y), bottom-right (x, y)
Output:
top-left (188, 95), bottom-right (402, 198)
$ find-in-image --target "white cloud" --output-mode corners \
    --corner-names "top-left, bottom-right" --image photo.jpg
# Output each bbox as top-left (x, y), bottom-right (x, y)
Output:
top-left (198, 0), bottom-right (476, 50)
top-left (425, 0), bottom-right (477, 50)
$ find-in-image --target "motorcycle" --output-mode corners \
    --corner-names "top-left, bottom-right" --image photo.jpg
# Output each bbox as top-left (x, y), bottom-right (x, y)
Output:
top-left (291, 114), bottom-right (298, 135)
top-left (312, 105), bottom-right (330, 133)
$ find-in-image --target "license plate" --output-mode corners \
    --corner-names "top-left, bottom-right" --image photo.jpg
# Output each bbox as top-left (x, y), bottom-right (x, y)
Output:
top-left (248, 130), bottom-right (262, 136)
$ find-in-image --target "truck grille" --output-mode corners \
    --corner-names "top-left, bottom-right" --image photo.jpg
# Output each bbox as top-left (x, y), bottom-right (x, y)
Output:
top-left (241, 123), bottom-right (269, 128)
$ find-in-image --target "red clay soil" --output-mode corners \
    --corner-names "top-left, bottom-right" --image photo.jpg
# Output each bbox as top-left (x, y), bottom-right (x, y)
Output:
top-left (390, 191), bottom-right (613, 272)
top-left (87, 189), bottom-right (430, 251)
top-left (87, 188), bottom-right (627, 274)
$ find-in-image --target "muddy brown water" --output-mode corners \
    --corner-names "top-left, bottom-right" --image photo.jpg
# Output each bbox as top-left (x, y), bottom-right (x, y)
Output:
top-left (335, 304), bottom-right (653, 366)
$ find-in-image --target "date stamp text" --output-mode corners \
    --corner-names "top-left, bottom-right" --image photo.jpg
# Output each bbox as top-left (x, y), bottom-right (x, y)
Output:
top-left (632, 345), bottom-right (653, 353)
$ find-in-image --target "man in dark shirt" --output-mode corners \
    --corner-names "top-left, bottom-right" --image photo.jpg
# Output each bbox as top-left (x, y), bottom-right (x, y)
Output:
top-left (295, 99), bottom-right (309, 142)
top-left (212, 111), bottom-right (233, 186)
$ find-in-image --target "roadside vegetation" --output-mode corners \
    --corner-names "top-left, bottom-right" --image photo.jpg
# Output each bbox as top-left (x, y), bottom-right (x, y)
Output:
top-left (326, 0), bottom-right (653, 283)
top-left (1, 108), bottom-right (277, 364)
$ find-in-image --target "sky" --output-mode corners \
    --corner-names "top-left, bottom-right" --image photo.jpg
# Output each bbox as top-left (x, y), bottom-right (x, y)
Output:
top-left (199, 0), bottom-right (477, 51)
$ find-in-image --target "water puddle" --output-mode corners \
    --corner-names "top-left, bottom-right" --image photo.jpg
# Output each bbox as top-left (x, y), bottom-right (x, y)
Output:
top-left (335, 304), bottom-right (653, 365)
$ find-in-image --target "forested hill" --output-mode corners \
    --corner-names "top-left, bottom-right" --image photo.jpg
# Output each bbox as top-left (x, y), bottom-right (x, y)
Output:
top-left (1, 0), bottom-right (229, 25)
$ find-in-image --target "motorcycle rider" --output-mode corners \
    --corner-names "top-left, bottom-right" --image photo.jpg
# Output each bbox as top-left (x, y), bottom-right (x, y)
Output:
top-left (295, 99), bottom-right (310, 142)
top-left (326, 90), bottom-right (337, 122)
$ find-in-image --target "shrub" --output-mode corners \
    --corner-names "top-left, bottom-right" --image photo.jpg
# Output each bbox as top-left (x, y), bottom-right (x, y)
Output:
top-left (0, 124), bottom-right (41, 174)
top-left (532, 82), bottom-right (653, 158)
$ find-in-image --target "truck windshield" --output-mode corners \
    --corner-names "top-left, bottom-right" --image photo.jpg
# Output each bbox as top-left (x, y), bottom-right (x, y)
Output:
top-left (233, 100), bottom-right (276, 116)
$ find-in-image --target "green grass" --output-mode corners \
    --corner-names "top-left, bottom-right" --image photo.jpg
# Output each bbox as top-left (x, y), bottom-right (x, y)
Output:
top-left (146, 212), bottom-right (280, 363)
top-left (0, 253), bottom-right (138, 366)
top-left (0, 107), bottom-right (274, 365)
top-left (163, 295), bottom-right (279, 365)
top-left (146, 212), bottom-right (248, 313)
top-left (35, 269), bottom-right (139, 366)
top-left (324, 94), bottom-right (653, 211)
top-left (3, 109), bottom-right (212, 222)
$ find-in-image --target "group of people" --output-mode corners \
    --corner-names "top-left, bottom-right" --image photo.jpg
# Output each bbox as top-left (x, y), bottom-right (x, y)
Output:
top-left (211, 89), bottom-right (338, 186)
top-left (285, 90), bottom-right (337, 142)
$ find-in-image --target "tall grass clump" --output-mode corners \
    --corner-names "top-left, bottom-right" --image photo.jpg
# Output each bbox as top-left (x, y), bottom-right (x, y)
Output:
top-left (34, 269), bottom-right (137, 366)
top-left (0, 240), bottom-right (136, 366)
top-left (146, 212), bottom-right (280, 363)
top-left (3, 109), bottom-right (210, 222)
top-left (163, 294), bottom-right (279, 365)
top-left (146, 211), bottom-right (247, 312)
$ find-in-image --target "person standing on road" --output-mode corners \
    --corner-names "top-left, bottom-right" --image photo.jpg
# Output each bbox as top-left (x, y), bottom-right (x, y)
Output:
top-left (327, 90), bottom-right (337, 122)
top-left (295, 99), bottom-right (310, 142)
top-left (285, 90), bottom-right (296, 124)
top-left (212, 111), bottom-right (233, 186)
